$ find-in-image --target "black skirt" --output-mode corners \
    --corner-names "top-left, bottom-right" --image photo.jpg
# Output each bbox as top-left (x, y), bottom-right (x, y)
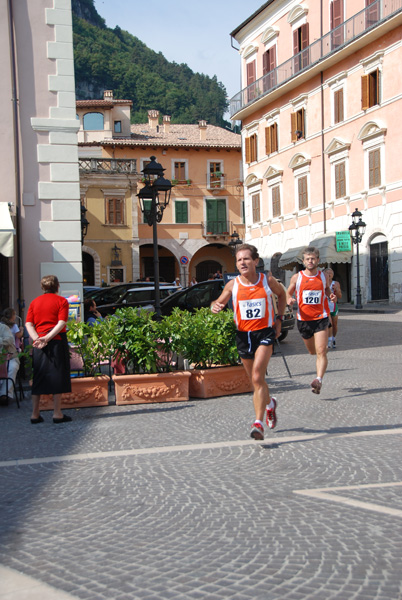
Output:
top-left (31, 332), bottom-right (71, 395)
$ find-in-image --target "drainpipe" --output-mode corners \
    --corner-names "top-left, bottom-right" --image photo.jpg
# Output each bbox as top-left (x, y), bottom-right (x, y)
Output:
top-left (7, 0), bottom-right (24, 320)
top-left (320, 0), bottom-right (327, 233)
top-left (321, 71), bottom-right (327, 234)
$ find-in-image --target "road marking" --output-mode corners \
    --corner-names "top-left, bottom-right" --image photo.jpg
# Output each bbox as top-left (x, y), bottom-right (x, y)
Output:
top-left (0, 427), bottom-right (401, 468)
top-left (294, 481), bottom-right (402, 518)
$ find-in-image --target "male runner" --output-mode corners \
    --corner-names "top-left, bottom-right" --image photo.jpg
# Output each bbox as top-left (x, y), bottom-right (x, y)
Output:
top-left (211, 244), bottom-right (286, 440)
top-left (287, 246), bottom-right (336, 394)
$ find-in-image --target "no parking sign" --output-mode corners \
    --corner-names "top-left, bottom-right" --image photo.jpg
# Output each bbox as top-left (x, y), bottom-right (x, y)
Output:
top-left (180, 256), bottom-right (189, 266)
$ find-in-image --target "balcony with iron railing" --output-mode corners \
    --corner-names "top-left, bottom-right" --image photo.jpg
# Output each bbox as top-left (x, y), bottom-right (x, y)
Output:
top-left (202, 220), bottom-right (233, 237)
top-left (230, 0), bottom-right (402, 118)
top-left (206, 173), bottom-right (226, 190)
top-left (79, 158), bottom-right (138, 174)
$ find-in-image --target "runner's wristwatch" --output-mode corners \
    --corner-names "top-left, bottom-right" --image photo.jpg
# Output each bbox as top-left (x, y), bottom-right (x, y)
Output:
top-left (276, 315), bottom-right (285, 321)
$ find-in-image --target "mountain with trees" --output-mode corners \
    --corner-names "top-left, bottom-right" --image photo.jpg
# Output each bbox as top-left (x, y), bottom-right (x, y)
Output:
top-left (72, 0), bottom-right (229, 126)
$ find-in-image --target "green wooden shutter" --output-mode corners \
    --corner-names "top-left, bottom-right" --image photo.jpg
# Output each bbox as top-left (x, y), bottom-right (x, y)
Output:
top-left (175, 201), bottom-right (188, 224)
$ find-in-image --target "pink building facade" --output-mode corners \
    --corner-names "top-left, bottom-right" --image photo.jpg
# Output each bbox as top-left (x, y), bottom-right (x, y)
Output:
top-left (0, 0), bottom-right (81, 317)
top-left (231, 0), bottom-right (402, 303)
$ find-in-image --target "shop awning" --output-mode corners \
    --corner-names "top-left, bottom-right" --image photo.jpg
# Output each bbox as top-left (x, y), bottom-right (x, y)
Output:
top-left (0, 203), bottom-right (15, 257)
top-left (279, 234), bottom-right (352, 271)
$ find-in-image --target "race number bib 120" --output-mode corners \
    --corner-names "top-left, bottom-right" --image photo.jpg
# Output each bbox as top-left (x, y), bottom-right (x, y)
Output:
top-left (302, 290), bottom-right (322, 305)
top-left (239, 298), bottom-right (266, 320)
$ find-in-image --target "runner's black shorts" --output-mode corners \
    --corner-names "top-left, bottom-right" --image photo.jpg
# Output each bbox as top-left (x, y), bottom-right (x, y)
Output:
top-left (236, 327), bottom-right (276, 359)
top-left (297, 317), bottom-right (330, 340)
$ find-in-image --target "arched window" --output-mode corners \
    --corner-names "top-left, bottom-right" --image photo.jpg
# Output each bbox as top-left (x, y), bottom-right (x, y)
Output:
top-left (83, 112), bottom-right (104, 131)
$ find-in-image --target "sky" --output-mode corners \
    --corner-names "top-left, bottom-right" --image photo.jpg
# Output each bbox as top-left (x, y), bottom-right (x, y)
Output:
top-left (93, 0), bottom-right (265, 105)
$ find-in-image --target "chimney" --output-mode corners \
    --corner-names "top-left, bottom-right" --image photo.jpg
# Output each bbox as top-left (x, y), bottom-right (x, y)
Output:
top-left (163, 115), bottom-right (171, 134)
top-left (199, 120), bottom-right (207, 141)
top-left (148, 110), bottom-right (160, 129)
top-left (103, 90), bottom-right (113, 101)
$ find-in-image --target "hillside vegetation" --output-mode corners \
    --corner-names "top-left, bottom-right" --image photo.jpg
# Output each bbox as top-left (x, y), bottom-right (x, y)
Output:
top-left (72, 0), bottom-right (229, 126)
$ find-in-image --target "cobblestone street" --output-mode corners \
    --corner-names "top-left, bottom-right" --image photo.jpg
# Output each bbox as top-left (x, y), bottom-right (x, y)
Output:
top-left (1, 309), bottom-right (402, 600)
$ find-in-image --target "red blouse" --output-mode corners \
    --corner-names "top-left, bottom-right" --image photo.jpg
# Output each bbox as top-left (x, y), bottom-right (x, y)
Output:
top-left (26, 293), bottom-right (69, 339)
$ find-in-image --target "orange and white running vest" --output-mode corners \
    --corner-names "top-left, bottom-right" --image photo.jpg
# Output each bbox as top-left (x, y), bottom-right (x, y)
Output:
top-left (232, 273), bottom-right (275, 332)
top-left (295, 270), bottom-right (329, 321)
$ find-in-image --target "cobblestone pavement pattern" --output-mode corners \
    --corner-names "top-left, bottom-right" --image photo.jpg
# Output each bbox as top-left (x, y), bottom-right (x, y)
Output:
top-left (0, 310), bottom-right (401, 600)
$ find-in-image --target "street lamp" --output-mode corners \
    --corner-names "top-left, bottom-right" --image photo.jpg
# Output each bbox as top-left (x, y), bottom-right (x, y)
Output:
top-left (348, 208), bottom-right (366, 310)
top-left (138, 156), bottom-right (172, 317)
top-left (228, 231), bottom-right (243, 256)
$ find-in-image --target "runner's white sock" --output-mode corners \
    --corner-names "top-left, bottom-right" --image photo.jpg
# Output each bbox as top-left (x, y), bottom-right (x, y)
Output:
top-left (317, 377), bottom-right (322, 383)
top-left (255, 420), bottom-right (263, 426)
top-left (267, 399), bottom-right (275, 409)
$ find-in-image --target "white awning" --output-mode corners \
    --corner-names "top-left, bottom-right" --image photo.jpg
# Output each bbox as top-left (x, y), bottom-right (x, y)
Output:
top-left (278, 234), bottom-right (352, 271)
top-left (0, 203), bottom-right (15, 257)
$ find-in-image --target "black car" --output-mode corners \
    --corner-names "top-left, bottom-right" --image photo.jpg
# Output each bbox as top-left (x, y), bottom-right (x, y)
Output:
top-left (159, 278), bottom-right (295, 341)
top-left (84, 282), bottom-right (166, 306)
top-left (97, 286), bottom-right (178, 317)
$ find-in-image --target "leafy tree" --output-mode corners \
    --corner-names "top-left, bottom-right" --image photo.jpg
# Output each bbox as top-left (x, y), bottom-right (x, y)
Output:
top-left (72, 0), bottom-right (229, 125)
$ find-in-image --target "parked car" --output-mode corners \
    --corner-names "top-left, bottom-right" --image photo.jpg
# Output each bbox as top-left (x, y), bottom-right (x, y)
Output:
top-left (159, 278), bottom-right (295, 341)
top-left (84, 282), bottom-right (169, 305)
top-left (97, 286), bottom-right (178, 317)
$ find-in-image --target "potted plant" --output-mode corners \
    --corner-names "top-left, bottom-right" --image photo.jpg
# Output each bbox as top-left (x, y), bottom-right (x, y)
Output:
top-left (39, 319), bottom-right (111, 410)
top-left (169, 307), bottom-right (253, 399)
top-left (110, 307), bottom-right (190, 405)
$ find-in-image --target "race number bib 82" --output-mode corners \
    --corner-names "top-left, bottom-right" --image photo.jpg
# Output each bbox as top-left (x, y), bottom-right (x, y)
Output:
top-left (239, 298), bottom-right (266, 320)
top-left (302, 290), bottom-right (322, 305)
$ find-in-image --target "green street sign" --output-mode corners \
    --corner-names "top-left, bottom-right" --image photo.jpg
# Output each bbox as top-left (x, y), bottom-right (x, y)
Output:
top-left (336, 231), bottom-right (352, 252)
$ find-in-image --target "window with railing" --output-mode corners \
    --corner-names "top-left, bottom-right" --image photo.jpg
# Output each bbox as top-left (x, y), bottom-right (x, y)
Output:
top-left (208, 162), bottom-right (224, 188)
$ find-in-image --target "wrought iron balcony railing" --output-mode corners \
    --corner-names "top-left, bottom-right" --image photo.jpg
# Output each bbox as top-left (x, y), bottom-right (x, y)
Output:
top-left (79, 158), bottom-right (137, 174)
top-left (202, 221), bottom-right (231, 236)
top-left (230, 0), bottom-right (402, 117)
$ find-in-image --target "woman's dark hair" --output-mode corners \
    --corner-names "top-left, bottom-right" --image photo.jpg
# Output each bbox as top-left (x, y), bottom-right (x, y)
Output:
top-left (1, 307), bottom-right (16, 328)
top-left (84, 298), bottom-right (95, 312)
top-left (41, 275), bottom-right (60, 293)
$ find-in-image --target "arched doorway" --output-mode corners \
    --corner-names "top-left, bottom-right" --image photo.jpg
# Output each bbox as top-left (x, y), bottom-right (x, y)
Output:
top-left (370, 235), bottom-right (388, 300)
top-left (196, 260), bottom-right (221, 282)
top-left (82, 251), bottom-right (94, 285)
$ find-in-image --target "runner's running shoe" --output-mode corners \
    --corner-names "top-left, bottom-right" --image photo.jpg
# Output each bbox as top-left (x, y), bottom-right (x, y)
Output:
top-left (266, 397), bottom-right (277, 429)
top-left (250, 422), bottom-right (264, 440)
top-left (332, 339), bottom-right (336, 348)
top-left (311, 378), bottom-right (322, 394)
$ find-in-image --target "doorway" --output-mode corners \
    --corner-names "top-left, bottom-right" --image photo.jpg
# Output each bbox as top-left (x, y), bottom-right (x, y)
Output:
top-left (370, 235), bottom-right (388, 300)
top-left (82, 252), bottom-right (94, 286)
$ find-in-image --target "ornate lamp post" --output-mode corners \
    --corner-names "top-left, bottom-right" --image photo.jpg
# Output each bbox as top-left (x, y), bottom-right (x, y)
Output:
top-left (348, 208), bottom-right (366, 310)
top-left (138, 156), bottom-right (172, 317)
top-left (228, 231), bottom-right (243, 256)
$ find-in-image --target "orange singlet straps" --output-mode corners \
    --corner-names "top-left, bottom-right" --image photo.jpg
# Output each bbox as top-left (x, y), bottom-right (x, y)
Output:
top-left (295, 270), bottom-right (329, 321)
top-left (232, 273), bottom-right (275, 332)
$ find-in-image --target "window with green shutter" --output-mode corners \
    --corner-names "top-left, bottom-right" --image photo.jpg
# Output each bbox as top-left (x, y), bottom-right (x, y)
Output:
top-left (175, 200), bottom-right (188, 224)
top-left (142, 199), bottom-right (152, 223)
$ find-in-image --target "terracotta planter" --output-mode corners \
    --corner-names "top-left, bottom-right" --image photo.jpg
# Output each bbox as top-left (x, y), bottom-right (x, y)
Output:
top-left (39, 375), bottom-right (109, 410)
top-left (113, 371), bottom-right (191, 405)
top-left (189, 365), bottom-right (253, 399)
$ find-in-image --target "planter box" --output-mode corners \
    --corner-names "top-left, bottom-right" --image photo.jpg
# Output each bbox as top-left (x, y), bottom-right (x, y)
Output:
top-left (39, 375), bottom-right (109, 410)
top-left (189, 364), bottom-right (253, 399)
top-left (113, 371), bottom-right (191, 405)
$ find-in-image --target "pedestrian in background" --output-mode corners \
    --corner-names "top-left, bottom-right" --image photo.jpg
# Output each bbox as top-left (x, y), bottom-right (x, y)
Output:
top-left (0, 320), bottom-right (19, 406)
top-left (324, 268), bottom-right (342, 348)
top-left (1, 308), bottom-right (24, 351)
top-left (25, 275), bottom-right (72, 424)
top-left (84, 298), bottom-right (104, 326)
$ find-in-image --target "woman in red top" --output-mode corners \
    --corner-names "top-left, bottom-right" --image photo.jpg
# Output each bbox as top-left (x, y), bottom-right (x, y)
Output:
top-left (26, 275), bottom-right (72, 424)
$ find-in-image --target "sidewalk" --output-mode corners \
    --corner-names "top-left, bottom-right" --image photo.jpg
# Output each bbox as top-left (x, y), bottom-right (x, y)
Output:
top-left (338, 301), bottom-right (402, 314)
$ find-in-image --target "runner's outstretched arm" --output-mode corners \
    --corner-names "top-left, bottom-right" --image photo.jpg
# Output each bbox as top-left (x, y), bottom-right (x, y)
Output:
top-left (211, 280), bottom-right (234, 314)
